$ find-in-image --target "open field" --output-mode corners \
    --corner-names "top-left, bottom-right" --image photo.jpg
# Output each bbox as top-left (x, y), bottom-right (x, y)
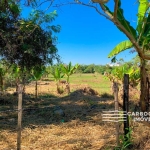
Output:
top-left (0, 73), bottom-right (150, 150)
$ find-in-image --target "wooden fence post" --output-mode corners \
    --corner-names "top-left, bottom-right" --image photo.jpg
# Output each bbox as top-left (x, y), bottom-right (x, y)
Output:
top-left (123, 74), bottom-right (129, 141)
top-left (17, 84), bottom-right (23, 150)
top-left (146, 77), bottom-right (149, 111)
top-left (112, 81), bottom-right (119, 146)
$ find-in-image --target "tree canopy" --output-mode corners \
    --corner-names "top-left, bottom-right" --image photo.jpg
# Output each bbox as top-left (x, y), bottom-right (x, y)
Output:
top-left (0, 0), bottom-right (60, 71)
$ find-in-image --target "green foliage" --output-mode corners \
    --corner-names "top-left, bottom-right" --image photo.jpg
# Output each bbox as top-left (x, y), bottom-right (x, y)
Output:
top-left (12, 64), bottom-right (21, 79)
top-left (48, 62), bottom-right (79, 94)
top-left (0, 63), bottom-right (7, 77)
top-left (0, 60), bottom-right (11, 90)
top-left (49, 64), bottom-right (65, 94)
top-left (75, 65), bottom-right (88, 73)
top-left (17, 20), bottom-right (38, 32)
top-left (49, 64), bottom-right (107, 74)
top-left (115, 128), bottom-right (133, 150)
top-left (61, 62), bottom-right (79, 83)
top-left (0, 1), bottom-right (60, 71)
top-left (10, 3), bottom-right (20, 15)
top-left (94, 65), bottom-right (108, 74)
top-left (112, 65), bottom-right (131, 82)
top-left (10, 64), bottom-right (30, 84)
top-left (0, 0), bottom-right (20, 16)
top-left (75, 64), bottom-right (111, 74)
top-left (30, 66), bottom-right (46, 81)
top-left (117, 2), bottom-right (137, 38)
top-left (104, 61), bottom-right (140, 87)
top-left (83, 64), bottom-right (95, 73)
top-left (104, 1), bottom-right (137, 38)
top-left (108, 40), bottom-right (133, 58)
top-left (30, 10), bottom-right (57, 23)
top-left (50, 65), bottom-right (64, 82)
top-left (137, 0), bottom-right (149, 33)
top-left (106, 1), bottom-right (150, 113)
top-left (136, 0), bottom-right (150, 52)
top-left (29, 9), bottom-right (61, 33)
top-left (108, 0), bottom-right (150, 59)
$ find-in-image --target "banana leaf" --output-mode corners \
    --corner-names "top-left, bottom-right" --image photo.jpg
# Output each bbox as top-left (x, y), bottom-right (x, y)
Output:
top-left (108, 40), bottom-right (133, 58)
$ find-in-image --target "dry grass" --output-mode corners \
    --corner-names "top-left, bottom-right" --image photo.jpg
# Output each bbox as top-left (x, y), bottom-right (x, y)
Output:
top-left (0, 74), bottom-right (150, 150)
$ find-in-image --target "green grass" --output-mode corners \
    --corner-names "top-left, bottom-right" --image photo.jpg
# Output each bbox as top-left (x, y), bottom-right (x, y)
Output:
top-left (40, 73), bottom-right (111, 95)
top-left (69, 73), bottom-right (111, 94)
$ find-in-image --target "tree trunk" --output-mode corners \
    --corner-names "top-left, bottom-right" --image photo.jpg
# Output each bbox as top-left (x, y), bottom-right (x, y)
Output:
top-left (35, 80), bottom-right (38, 100)
top-left (66, 76), bottom-right (70, 94)
top-left (66, 82), bottom-right (70, 94)
top-left (57, 83), bottom-right (59, 93)
top-left (140, 59), bottom-right (148, 112)
top-left (17, 84), bottom-right (23, 150)
top-left (16, 77), bottom-right (19, 92)
top-left (0, 74), bottom-right (4, 91)
top-left (22, 74), bottom-right (26, 94)
top-left (22, 84), bottom-right (26, 94)
top-left (57, 82), bottom-right (64, 94)
top-left (112, 81), bottom-right (119, 146)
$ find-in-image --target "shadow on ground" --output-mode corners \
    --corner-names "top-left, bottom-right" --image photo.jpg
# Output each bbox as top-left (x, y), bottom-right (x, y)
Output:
top-left (0, 88), bottom-right (138, 131)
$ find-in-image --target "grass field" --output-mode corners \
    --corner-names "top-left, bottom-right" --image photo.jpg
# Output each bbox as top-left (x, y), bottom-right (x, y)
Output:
top-left (0, 73), bottom-right (150, 150)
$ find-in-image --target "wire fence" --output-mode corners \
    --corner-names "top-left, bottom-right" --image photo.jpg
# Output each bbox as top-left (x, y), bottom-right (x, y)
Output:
top-left (0, 76), bottom-right (130, 149)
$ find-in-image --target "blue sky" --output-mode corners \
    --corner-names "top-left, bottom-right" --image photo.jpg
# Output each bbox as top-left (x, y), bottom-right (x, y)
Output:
top-left (22, 0), bottom-right (138, 65)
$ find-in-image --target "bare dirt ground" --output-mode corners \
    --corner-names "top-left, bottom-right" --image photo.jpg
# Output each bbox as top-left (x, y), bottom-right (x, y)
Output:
top-left (0, 74), bottom-right (150, 150)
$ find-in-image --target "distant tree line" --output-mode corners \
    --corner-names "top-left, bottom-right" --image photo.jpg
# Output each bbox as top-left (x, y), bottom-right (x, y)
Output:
top-left (75, 64), bottom-right (112, 74)
top-left (73, 57), bottom-right (141, 75)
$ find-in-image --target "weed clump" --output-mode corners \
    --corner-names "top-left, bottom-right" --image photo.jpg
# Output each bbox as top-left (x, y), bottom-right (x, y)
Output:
top-left (101, 92), bottom-right (113, 98)
top-left (83, 87), bottom-right (99, 95)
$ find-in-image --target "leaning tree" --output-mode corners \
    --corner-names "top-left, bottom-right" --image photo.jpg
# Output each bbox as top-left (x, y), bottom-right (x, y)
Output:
top-left (106, 0), bottom-right (150, 111)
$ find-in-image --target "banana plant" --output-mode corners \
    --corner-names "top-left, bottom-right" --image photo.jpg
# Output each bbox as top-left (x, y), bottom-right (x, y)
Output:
top-left (129, 68), bottom-right (140, 87)
top-left (61, 62), bottom-right (79, 83)
top-left (112, 65), bottom-right (140, 86)
top-left (61, 62), bottom-right (79, 94)
top-left (50, 65), bottom-right (64, 94)
top-left (30, 66), bottom-right (45, 99)
top-left (105, 63), bottom-right (140, 86)
top-left (106, 0), bottom-right (150, 111)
